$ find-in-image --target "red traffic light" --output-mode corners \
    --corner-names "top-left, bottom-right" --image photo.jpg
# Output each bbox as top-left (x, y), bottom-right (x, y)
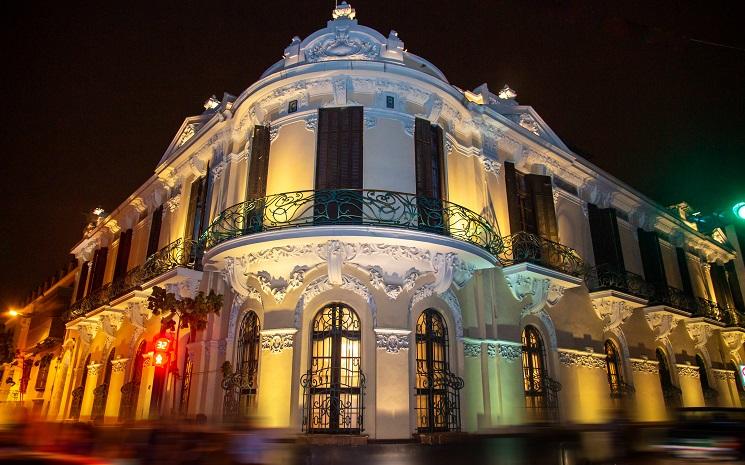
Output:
top-left (155, 337), bottom-right (170, 351)
top-left (154, 352), bottom-right (167, 367)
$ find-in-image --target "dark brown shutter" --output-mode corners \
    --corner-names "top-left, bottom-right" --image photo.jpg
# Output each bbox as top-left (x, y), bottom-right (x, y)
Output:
top-left (588, 204), bottom-right (626, 272)
top-left (527, 174), bottom-right (558, 242)
top-left (88, 247), bottom-right (109, 291)
top-left (637, 229), bottom-right (667, 287)
top-left (315, 107), bottom-right (363, 190)
top-left (711, 263), bottom-right (734, 309)
top-left (113, 229), bottom-right (133, 280)
top-left (75, 262), bottom-right (89, 302)
top-left (414, 117), bottom-right (444, 199)
top-left (675, 247), bottom-right (694, 296)
top-left (725, 260), bottom-right (745, 312)
top-left (184, 173), bottom-right (209, 243)
top-left (246, 126), bottom-right (271, 200)
top-left (146, 206), bottom-right (163, 257)
top-left (504, 162), bottom-right (523, 234)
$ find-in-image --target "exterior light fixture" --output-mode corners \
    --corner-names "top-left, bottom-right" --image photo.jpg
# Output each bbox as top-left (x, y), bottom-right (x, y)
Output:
top-left (733, 202), bottom-right (745, 220)
top-left (7, 309), bottom-right (18, 317)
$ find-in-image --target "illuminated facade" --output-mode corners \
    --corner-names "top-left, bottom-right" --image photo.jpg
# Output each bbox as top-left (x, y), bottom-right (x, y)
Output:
top-left (3, 2), bottom-right (745, 439)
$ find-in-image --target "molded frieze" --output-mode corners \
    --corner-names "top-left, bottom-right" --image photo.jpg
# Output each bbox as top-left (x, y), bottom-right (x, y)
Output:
top-left (260, 329), bottom-right (296, 354)
top-left (630, 358), bottom-right (659, 374)
top-left (677, 364), bottom-right (700, 378)
top-left (374, 329), bottom-right (410, 354)
top-left (111, 358), bottom-right (129, 373)
top-left (712, 369), bottom-right (735, 381)
top-left (497, 343), bottom-right (522, 362)
top-left (87, 363), bottom-right (102, 377)
top-left (558, 349), bottom-right (606, 369)
top-left (464, 341), bottom-right (482, 358)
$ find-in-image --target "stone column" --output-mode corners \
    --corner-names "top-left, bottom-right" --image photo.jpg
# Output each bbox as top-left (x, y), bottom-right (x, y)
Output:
top-left (136, 354), bottom-right (155, 420)
top-left (463, 339), bottom-right (485, 432)
top-left (80, 363), bottom-right (102, 421)
top-left (374, 329), bottom-right (411, 439)
top-left (256, 329), bottom-right (296, 428)
top-left (104, 358), bottom-right (129, 422)
top-left (494, 342), bottom-right (524, 425)
top-left (202, 339), bottom-right (225, 420)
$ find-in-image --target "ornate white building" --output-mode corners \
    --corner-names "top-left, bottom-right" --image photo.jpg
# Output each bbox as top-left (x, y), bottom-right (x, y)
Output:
top-left (3, 3), bottom-right (745, 440)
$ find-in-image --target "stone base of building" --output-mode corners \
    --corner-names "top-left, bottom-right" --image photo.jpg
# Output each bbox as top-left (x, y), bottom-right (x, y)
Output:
top-left (417, 432), bottom-right (469, 445)
top-left (296, 434), bottom-right (369, 446)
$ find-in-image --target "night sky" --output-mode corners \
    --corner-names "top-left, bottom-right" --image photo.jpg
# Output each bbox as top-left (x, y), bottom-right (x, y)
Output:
top-left (1, 1), bottom-right (743, 308)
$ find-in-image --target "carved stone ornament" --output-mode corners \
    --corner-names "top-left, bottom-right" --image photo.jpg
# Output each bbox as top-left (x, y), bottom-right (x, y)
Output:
top-left (294, 274), bottom-right (377, 328)
top-left (712, 368), bottom-right (735, 381)
top-left (374, 329), bottom-right (410, 354)
top-left (165, 194), bottom-right (181, 213)
top-left (253, 268), bottom-right (306, 303)
top-left (87, 363), bottom-right (102, 377)
top-left (592, 299), bottom-right (634, 333)
top-left (464, 341), bottom-right (482, 358)
top-left (720, 330), bottom-right (745, 355)
top-left (519, 114), bottom-right (540, 136)
top-left (677, 364), bottom-right (700, 378)
top-left (305, 28), bottom-right (380, 63)
top-left (487, 344), bottom-right (497, 358)
top-left (684, 321), bottom-right (715, 350)
top-left (644, 310), bottom-right (686, 341)
top-left (409, 286), bottom-right (463, 339)
top-left (111, 358), bottom-right (129, 373)
top-left (368, 266), bottom-right (420, 300)
top-left (505, 273), bottom-right (566, 316)
top-left (497, 343), bottom-right (522, 362)
top-left (558, 349), bottom-right (607, 369)
top-left (260, 329), bottom-right (296, 354)
top-left (630, 358), bottom-right (659, 374)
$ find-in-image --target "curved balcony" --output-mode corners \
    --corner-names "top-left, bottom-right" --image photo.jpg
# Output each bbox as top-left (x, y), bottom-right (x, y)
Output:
top-left (498, 231), bottom-right (584, 277)
top-left (200, 189), bottom-right (503, 257)
top-left (66, 238), bottom-right (200, 321)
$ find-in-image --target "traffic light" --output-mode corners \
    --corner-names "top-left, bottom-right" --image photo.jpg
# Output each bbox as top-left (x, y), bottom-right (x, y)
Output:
top-left (153, 337), bottom-right (171, 367)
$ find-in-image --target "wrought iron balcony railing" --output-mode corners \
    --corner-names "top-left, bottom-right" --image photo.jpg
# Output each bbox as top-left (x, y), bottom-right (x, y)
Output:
top-left (199, 189), bottom-right (503, 257)
top-left (66, 238), bottom-right (200, 321)
top-left (648, 284), bottom-right (734, 326)
top-left (585, 264), bottom-right (655, 300)
top-left (301, 367), bottom-right (366, 434)
top-left (499, 231), bottom-right (584, 277)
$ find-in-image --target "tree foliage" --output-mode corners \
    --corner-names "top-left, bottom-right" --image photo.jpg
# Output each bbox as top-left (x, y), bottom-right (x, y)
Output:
top-left (147, 286), bottom-right (223, 336)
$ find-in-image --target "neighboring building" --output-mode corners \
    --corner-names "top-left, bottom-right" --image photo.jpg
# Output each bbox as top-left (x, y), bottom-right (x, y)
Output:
top-left (3, 3), bottom-right (745, 438)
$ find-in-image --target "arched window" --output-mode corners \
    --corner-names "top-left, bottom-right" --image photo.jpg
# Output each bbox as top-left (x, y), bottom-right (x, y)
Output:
top-left (302, 304), bottom-right (363, 434)
top-left (522, 325), bottom-right (559, 421)
top-left (180, 349), bottom-right (193, 415)
top-left (119, 341), bottom-right (145, 422)
top-left (92, 349), bottom-right (115, 421)
top-left (224, 311), bottom-right (260, 419)
top-left (656, 348), bottom-right (681, 409)
top-left (605, 340), bottom-right (624, 398)
top-left (69, 353), bottom-right (90, 420)
top-left (415, 309), bottom-right (462, 432)
top-left (696, 355), bottom-right (717, 406)
top-left (34, 354), bottom-right (53, 391)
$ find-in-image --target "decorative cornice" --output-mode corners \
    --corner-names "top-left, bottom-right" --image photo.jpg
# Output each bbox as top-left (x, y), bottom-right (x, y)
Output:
top-left (110, 357), bottom-right (129, 373)
top-left (497, 343), bottom-right (522, 362)
top-left (87, 362), bottom-right (103, 377)
top-left (558, 349), bottom-right (606, 369)
top-left (260, 329), bottom-right (296, 354)
top-left (712, 368), bottom-right (735, 381)
top-left (630, 358), bottom-right (659, 374)
top-left (464, 341), bottom-right (482, 357)
top-left (374, 329), bottom-right (410, 354)
top-left (676, 364), bottom-right (700, 378)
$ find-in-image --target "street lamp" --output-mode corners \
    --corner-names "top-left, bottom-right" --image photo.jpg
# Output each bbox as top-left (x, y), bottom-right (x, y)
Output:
top-left (733, 202), bottom-right (745, 221)
top-left (7, 309), bottom-right (18, 317)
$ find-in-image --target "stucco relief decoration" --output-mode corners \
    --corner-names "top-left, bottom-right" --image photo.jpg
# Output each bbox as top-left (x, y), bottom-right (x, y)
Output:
top-left (409, 286), bottom-right (463, 339)
top-left (87, 363), bottom-right (102, 377)
top-left (558, 350), bottom-right (606, 369)
top-left (374, 329), bottom-right (410, 354)
top-left (294, 274), bottom-right (377, 328)
top-left (368, 266), bottom-right (420, 300)
top-left (519, 114), bottom-right (540, 136)
top-left (645, 311), bottom-right (684, 341)
top-left (253, 268), bottom-right (306, 303)
top-left (430, 253), bottom-right (455, 294)
top-left (592, 299), bottom-right (634, 333)
top-left (721, 331), bottom-right (745, 356)
top-left (630, 359), bottom-right (659, 374)
top-left (497, 343), bottom-right (522, 362)
top-left (176, 124), bottom-right (197, 147)
top-left (677, 365), bottom-right (700, 378)
top-left (317, 240), bottom-right (357, 285)
top-left (685, 322), bottom-right (714, 350)
top-left (77, 322), bottom-right (100, 345)
top-left (305, 28), bottom-right (380, 63)
top-left (712, 369), bottom-right (735, 381)
top-left (111, 358), bottom-right (129, 373)
top-left (260, 330), bottom-right (296, 354)
top-left (165, 194), bottom-right (181, 213)
top-left (487, 344), bottom-right (497, 358)
top-left (505, 274), bottom-right (565, 317)
top-left (304, 114), bottom-right (318, 132)
top-left (464, 342), bottom-right (482, 358)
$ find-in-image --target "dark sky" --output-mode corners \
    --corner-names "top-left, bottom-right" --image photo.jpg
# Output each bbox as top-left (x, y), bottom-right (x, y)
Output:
top-left (1, 0), bottom-right (744, 308)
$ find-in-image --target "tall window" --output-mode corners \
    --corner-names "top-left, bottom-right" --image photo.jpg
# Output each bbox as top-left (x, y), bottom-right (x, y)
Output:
top-left (35, 354), bottom-right (53, 391)
top-left (415, 309), bottom-right (462, 432)
top-left (414, 118), bottom-right (446, 233)
top-left (504, 162), bottom-right (558, 241)
top-left (120, 341), bottom-right (145, 422)
top-left (656, 348), bottom-right (681, 409)
top-left (69, 353), bottom-right (90, 420)
top-left (180, 349), bottom-right (193, 415)
top-left (92, 349), bottom-right (115, 421)
top-left (237, 311), bottom-right (260, 415)
top-left (302, 304), bottom-right (363, 434)
top-left (605, 340), bottom-right (624, 398)
top-left (245, 126), bottom-right (271, 233)
top-left (522, 326), bottom-right (559, 421)
top-left (696, 354), bottom-right (717, 406)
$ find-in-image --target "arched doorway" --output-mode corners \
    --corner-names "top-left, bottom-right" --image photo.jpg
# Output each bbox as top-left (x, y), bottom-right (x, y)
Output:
top-left (415, 308), bottom-right (463, 433)
top-left (223, 311), bottom-right (260, 420)
top-left (301, 303), bottom-right (364, 434)
top-left (656, 348), bottom-right (681, 409)
top-left (605, 340), bottom-right (632, 402)
top-left (119, 341), bottom-right (145, 422)
top-left (69, 353), bottom-right (90, 420)
top-left (522, 325), bottom-right (560, 421)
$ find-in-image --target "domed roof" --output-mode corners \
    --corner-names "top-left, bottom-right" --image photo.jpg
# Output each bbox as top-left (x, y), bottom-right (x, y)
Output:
top-left (260, 2), bottom-right (448, 82)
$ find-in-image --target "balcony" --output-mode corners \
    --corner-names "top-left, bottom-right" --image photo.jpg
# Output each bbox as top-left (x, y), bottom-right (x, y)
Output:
top-left (66, 238), bottom-right (201, 321)
top-left (585, 265), bottom-right (652, 330)
top-left (648, 284), bottom-right (734, 326)
top-left (199, 189), bottom-right (503, 257)
top-left (498, 232), bottom-right (584, 316)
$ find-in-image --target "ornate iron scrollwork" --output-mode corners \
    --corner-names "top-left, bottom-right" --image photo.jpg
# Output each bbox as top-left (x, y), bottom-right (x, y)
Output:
top-left (69, 386), bottom-right (84, 420)
top-left (200, 189), bottom-right (503, 256)
top-left (119, 381), bottom-right (137, 422)
top-left (585, 264), bottom-right (654, 300)
top-left (499, 231), bottom-right (584, 277)
top-left (301, 367), bottom-right (366, 434)
top-left (91, 383), bottom-right (108, 422)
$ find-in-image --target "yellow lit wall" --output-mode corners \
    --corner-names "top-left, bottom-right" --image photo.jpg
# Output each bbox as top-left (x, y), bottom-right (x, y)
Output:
top-left (631, 371), bottom-right (667, 421)
top-left (559, 364), bottom-right (611, 424)
top-left (256, 349), bottom-right (293, 428)
top-left (679, 373), bottom-right (704, 407)
top-left (375, 349), bottom-right (411, 439)
top-left (363, 118), bottom-right (414, 193)
top-left (266, 121), bottom-right (316, 197)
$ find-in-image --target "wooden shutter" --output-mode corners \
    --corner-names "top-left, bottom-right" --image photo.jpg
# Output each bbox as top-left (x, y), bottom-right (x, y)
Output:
top-left (725, 260), bottom-right (745, 312)
top-left (315, 107), bottom-right (363, 190)
top-left (113, 229), bottom-right (133, 280)
top-left (504, 162), bottom-right (523, 234)
top-left (710, 263), bottom-right (734, 309)
top-left (88, 247), bottom-right (108, 292)
top-left (146, 206), bottom-right (163, 257)
top-left (75, 262), bottom-right (89, 302)
top-left (184, 173), bottom-right (209, 243)
top-left (246, 125), bottom-right (271, 200)
top-left (587, 204), bottom-right (626, 272)
top-left (414, 117), bottom-right (445, 200)
top-left (675, 247), bottom-right (694, 296)
top-left (527, 174), bottom-right (558, 242)
top-left (637, 229), bottom-right (667, 286)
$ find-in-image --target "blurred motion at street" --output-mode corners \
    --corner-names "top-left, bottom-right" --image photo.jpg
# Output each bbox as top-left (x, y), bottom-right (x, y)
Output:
top-left (1, 407), bottom-right (744, 465)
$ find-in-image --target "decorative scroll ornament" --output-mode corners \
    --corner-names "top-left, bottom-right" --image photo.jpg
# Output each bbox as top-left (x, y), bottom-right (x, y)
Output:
top-left (111, 358), bottom-right (129, 373)
top-left (294, 274), bottom-right (376, 328)
top-left (592, 299), bottom-right (634, 333)
top-left (305, 29), bottom-right (380, 63)
top-left (720, 330), bottom-right (745, 355)
top-left (519, 114), bottom-right (540, 136)
top-left (644, 310), bottom-right (685, 341)
top-left (497, 343), bottom-right (522, 362)
top-left (253, 268), bottom-right (306, 303)
top-left (368, 266), bottom-right (420, 300)
top-left (677, 364), bottom-right (700, 378)
top-left (559, 350), bottom-right (606, 369)
top-left (506, 274), bottom-right (566, 316)
top-left (260, 330), bottom-right (295, 354)
top-left (317, 240), bottom-right (357, 286)
top-left (374, 329), bottom-right (410, 354)
top-left (464, 341), bottom-right (482, 357)
top-left (630, 358), bottom-right (659, 374)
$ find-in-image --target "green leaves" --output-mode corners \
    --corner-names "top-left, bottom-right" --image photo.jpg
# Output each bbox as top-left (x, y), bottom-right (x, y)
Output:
top-left (146, 286), bottom-right (224, 335)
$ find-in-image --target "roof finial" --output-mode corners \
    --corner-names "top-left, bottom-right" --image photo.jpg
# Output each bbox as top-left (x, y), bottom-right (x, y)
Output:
top-left (332, 1), bottom-right (355, 20)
